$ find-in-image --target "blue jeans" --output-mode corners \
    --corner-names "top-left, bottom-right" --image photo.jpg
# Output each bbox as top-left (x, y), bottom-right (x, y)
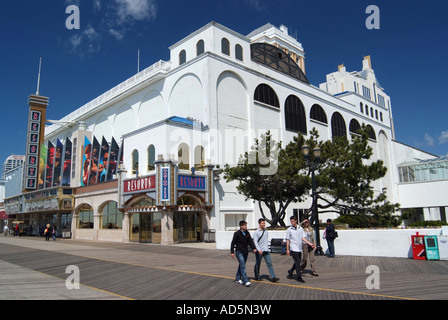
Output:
top-left (254, 252), bottom-right (277, 279)
top-left (235, 251), bottom-right (249, 284)
top-left (327, 239), bottom-right (335, 257)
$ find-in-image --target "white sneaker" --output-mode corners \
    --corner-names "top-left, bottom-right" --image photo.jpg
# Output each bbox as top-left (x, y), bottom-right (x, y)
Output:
top-left (244, 282), bottom-right (252, 287)
top-left (234, 279), bottom-right (243, 284)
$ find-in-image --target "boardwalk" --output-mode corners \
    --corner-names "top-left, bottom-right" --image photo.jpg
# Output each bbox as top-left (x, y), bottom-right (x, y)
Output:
top-left (0, 236), bottom-right (447, 302)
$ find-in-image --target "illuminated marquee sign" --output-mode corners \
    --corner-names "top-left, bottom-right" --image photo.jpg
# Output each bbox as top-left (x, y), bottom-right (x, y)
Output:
top-left (24, 110), bottom-right (42, 190)
top-left (178, 175), bottom-right (206, 191)
top-left (123, 175), bottom-right (156, 194)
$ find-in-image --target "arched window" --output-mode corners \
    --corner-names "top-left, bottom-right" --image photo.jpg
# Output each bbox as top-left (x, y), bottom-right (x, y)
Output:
top-left (310, 104), bottom-right (328, 124)
top-left (147, 145), bottom-right (155, 171)
top-left (235, 44), bottom-right (243, 61)
top-left (179, 50), bottom-right (186, 65)
top-left (196, 40), bottom-right (204, 56)
top-left (78, 204), bottom-right (94, 229)
top-left (370, 107), bottom-right (374, 117)
top-left (331, 112), bottom-right (347, 139)
top-left (132, 150), bottom-right (139, 174)
top-left (194, 146), bottom-right (205, 171)
top-left (221, 38), bottom-right (230, 56)
top-left (349, 119), bottom-right (361, 135)
top-left (360, 102), bottom-right (364, 114)
top-left (254, 84), bottom-right (280, 109)
top-left (285, 95), bottom-right (307, 134)
top-left (102, 201), bottom-right (122, 229)
top-left (366, 125), bottom-right (376, 141)
top-left (178, 143), bottom-right (190, 170)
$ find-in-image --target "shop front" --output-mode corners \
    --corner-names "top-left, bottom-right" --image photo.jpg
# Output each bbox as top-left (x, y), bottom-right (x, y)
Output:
top-left (4, 187), bottom-right (74, 237)
top-left (121, 158), bottom-right (215, 245)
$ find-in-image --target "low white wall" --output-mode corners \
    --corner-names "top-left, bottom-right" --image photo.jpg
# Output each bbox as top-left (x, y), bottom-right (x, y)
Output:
top-left (217, 229), bottom-right (443, 258)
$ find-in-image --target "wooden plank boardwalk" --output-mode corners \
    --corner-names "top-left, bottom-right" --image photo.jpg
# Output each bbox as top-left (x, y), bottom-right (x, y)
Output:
top-left (1, 237), bottom-right (447, 301)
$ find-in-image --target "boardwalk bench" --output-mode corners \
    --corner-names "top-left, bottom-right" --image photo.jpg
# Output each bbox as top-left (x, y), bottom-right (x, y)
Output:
top-left (269, 238), bottom-right (284, 253)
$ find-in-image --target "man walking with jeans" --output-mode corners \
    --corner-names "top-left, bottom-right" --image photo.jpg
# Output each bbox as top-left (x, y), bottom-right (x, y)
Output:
top-left (286, 216), bottom-right (313, 283)
top-left (253, 218), bottom-right (279, 282)
top-left (230, 220), bottom-right (257, 287)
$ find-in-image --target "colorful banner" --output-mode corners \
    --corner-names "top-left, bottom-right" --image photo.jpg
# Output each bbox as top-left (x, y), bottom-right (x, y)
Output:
top-left (45, 141), bottom-right (55, 188)
top-left (52, 139), bottom-right (63, 187)
top-left (38, 142), bottom-right (47, 189)
top-left (62, 138), bottom-right (72, 187)
top-left (106, 137), bottom-right (119, 181)
top-left (98, 137), bottom-right (109, 183)
top-left (81, 136), bottom-right (92, 186)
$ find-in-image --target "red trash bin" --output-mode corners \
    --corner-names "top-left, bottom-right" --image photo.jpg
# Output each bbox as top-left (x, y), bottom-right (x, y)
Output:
top-left (412, 232), bottom-right (426, 260)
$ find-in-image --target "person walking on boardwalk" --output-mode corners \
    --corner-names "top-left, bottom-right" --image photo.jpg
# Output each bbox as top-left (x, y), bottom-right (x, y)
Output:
top-left (286, 216), bottom-right (314, 283)
top-left (230, 220), bottom-right (257, 287)
top-left (324, 219), bottom-right (337, 258)
top-left (253, 218), bottom-right (279, 282)
top-left (300, 219), bottom-right (319, 276)
top-left (44, 224), bottom-right (51, 241)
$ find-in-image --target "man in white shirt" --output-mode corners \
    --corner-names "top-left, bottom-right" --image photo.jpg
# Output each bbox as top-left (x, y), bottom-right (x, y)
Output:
top-left (253, 218), bottom-right (279, 282)
top-left (286, 216), bottom-right (314, 283)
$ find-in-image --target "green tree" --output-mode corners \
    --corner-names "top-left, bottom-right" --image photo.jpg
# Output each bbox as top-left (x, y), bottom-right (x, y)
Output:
top-left (223, 132), bottom-right (310, 227)
top-left (298, 126), bottom-right (400, 227)
top-left (224, 126), bottom-right (400, 228)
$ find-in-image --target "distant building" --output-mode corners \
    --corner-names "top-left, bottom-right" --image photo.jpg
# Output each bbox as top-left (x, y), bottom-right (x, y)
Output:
top-left (1, 155), bottom-right (25, 179)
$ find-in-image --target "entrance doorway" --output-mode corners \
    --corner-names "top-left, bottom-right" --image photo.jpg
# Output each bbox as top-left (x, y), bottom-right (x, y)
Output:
top-left (174, 212), bottom-right (201, 243)
top-left (131, 212), bottom-right (162, 244)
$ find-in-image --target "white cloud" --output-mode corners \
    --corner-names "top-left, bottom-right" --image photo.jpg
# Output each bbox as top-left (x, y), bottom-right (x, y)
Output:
top-left (438, 130), bottom-right (448, 144)
top-left (68, 26), bottom-right (101, 56)
top-left (109, 28), bottom-right (124, 40)
top-left (65, 0), bottom-right (158, 56)
top-left (424, 133), bottom-right (435, 147)
top-left (115, 0), bottom-right (157, 24)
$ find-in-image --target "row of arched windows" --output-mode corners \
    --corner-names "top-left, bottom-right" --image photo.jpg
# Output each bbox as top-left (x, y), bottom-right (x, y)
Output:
top-left (360, 102), bottom-right (384, 122)
top-left (131, 144), bottom-right (206, 174)
top-left (254, 83), bottom-right (377, 141)
top-left (179, 38), bottom-right (244, 66)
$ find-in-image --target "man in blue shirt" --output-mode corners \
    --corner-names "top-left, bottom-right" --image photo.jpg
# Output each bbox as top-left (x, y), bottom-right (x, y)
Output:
top-left (253, 218), bottom-right (279, 282)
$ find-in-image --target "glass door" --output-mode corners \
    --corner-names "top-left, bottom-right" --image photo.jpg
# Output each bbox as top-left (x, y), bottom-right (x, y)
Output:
top-left (174, 212), bottom-right (201, 243)
top-left (140, 214), bottom-right (152, 243)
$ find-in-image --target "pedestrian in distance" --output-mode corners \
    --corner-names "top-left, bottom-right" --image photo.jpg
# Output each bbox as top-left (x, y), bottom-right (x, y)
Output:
top-left (52, 225), bottom-right (57, 241)
top-left (253, 218), bottom-right (279, 282)
top-left (300, 219), bottom-right (319, 276)
top-left (3, 225), bottom-right (9, 236)
top-left (324, 219), bottom-right (337, 258)
top-left (286, 216), bottom-right (314, 283)
top-left (14, 224), bottom-right (19, 237)
top-left (45, 224), bottom-right (51, 241)
top-left (230, 220), bottom-right (257, 287)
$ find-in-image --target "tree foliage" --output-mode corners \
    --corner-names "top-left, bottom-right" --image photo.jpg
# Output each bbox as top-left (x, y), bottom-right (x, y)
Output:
top-left (224, 126), bottom-right (400, 227)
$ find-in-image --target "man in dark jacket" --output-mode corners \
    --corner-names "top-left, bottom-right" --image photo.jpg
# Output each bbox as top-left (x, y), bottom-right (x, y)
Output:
top-left (324, 219), bottom-right (336, 257)
top-left (230, 220), bottom-right (257, 287)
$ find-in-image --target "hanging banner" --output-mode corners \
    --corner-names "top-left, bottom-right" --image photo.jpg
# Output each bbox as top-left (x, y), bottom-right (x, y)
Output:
top-left (52, 139), bottom-right (63, 187)
top-left (81, 136), bottom-right (92, 186)
top-left (62, 138), bottom-right (72, 187)
top-left (106, 137), bottom-right (119, 181)
top-left (97, 137), bottom-right (109, 183)
top-left (45, 141), bottom-right (55, 188)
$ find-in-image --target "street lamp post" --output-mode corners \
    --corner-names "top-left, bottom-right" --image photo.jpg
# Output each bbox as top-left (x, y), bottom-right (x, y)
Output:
top-left (302, 144), bottom-right (324, 255)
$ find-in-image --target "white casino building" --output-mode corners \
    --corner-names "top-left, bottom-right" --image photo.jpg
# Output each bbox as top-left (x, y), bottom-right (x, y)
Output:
top-left (8, 22), bottom-right (447, 244)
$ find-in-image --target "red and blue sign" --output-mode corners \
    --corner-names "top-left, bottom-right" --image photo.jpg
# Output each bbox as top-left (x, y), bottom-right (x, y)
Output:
top-left (178, 175), bottom-right (206, 191)
top-left (161, 167), bottom-right (170, 201)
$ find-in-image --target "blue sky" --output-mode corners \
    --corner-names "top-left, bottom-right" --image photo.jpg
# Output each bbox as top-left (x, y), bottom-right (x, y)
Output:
top-left (1, 0), bottom-right (447, 175)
